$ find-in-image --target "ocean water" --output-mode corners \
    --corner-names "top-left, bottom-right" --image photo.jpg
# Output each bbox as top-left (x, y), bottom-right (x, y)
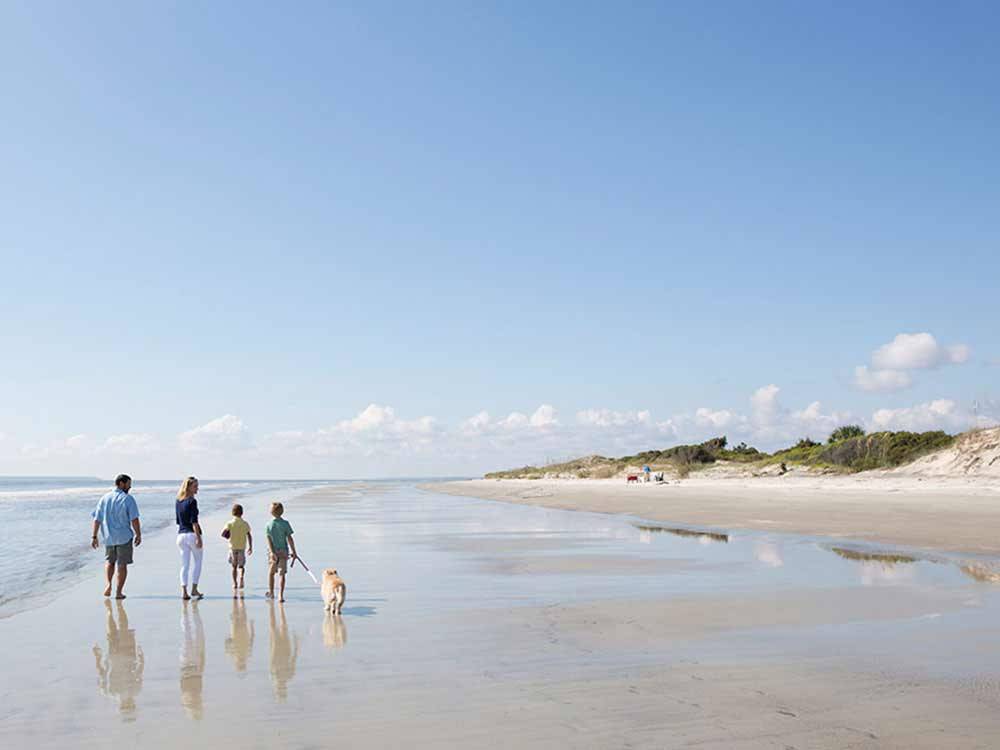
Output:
top-left (0, 477), bottom-right (330, 616)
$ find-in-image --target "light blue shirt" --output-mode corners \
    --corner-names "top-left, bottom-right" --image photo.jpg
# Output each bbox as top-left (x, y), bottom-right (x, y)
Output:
top-left (92, 489), bottom-right (140, 546)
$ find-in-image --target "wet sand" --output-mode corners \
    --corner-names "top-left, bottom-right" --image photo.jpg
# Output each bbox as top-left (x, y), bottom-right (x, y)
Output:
top-left (429, 477), bottom-right (1000, 555)
top-left (4, 481), bottom-right (1000, 748)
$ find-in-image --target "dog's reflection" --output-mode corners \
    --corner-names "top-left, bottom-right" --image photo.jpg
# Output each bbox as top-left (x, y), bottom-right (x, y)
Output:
top-left (179, 601), bottom-right (205, 720)
top-left (268, 601), bottom-right (300, 702)
top-left (93, 600), bottom-right (144, 720)
top-left (224, 597), bottom-right (255, 673)
top-left (322, 613), bottom-right (348, 651)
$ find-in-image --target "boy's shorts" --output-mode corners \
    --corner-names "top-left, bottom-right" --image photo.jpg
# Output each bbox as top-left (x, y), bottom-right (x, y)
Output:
top-left (269, 550), bottom-right (289, 574)
top-left (228, 549), bottom-right (246, 568)
top-left (105, 541), bottom-right (134, 566)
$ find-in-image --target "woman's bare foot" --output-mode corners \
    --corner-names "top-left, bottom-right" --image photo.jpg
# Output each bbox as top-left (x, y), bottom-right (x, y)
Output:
top-left (278, 598), bottom-right (285, 603)
top-left (190, 586), bottom-right (204, 600)
top-left (265, 591), bottom-right (274, 599)
top-left (103, 586), bottom-right (112, 597)
top-left (115, 594), bottom-right (126, 600)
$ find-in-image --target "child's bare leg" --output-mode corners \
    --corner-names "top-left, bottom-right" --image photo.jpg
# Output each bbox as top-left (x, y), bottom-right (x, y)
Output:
top-left (238, 567), bottom-right (245, 589)
top-left (103, 562), bottom-right (114, 597)
top-left (267, 563), bottom-right (275, 598)
top-left (115, 564), bottom-right (128, 599)
top-left (278, 572), bottom-right (286, 603)
top-left (231, 565), bottom-right (238, 592)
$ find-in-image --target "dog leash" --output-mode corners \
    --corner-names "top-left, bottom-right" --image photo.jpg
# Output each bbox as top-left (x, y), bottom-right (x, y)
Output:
top-left (290, 554), bottom-right (320, 585)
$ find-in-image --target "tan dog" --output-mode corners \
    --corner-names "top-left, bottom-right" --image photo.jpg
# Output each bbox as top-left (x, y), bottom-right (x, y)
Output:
top-left (321, 569), bottom-right (346, 614)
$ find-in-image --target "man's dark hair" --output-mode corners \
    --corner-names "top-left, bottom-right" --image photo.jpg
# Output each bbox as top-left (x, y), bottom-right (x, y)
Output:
top-left (115, 474), bottom-right (132, 488)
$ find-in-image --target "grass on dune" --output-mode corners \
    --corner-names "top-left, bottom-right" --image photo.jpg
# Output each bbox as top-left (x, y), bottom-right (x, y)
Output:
top-left (485, 427), bottom-right (957, 479)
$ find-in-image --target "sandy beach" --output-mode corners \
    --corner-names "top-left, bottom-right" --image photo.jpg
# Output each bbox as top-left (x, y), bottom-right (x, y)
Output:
top-left (4, 480), bottom-right (1000, 748)
top-left (428, 475), bottom-right (1000, 556)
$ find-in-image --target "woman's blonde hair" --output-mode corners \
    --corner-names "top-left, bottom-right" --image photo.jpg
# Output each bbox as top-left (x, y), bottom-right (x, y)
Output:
top-left (177, 476), bottom-right (199, 500)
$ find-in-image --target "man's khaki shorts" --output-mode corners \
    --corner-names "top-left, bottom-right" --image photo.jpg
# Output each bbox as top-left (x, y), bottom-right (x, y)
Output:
top-left (105, 541), bottom-right (134, 566)
top-left (228, 549), bottom-right (247, 568)
top-left (269, 550), bottom-right (288, 575)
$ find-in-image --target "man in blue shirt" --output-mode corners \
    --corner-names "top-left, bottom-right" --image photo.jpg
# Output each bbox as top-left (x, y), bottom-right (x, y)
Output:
top-left (91, 474), bottom-right (142, 599)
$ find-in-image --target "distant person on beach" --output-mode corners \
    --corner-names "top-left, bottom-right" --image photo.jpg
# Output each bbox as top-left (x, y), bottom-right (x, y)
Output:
top-left (91, 474), bottom-right (142, 599)
top-left (265, 502), bottom-right (298, 603)
top-left (176, 476), bottom-right (205, 600)
top-left (222, 503), bottom-right (253, 595)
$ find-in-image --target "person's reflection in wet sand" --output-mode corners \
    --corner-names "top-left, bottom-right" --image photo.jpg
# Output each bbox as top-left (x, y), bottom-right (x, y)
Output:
top-left (179, 600), bottom-right (205, 720)
top-left (322, 613), bottom-right (348, 652)
top-left (93, 600), bottom-right (144, 720)
top-left (224, 597), bottom-right (255, 674)
top-left (268, 601), bottom-right (299, 702)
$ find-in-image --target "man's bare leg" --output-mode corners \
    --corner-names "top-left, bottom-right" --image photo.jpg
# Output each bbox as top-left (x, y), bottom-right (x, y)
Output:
top-left (103, 562), bottom-right (114, 597)
top-left (115, 563), bottom-right (128, 599)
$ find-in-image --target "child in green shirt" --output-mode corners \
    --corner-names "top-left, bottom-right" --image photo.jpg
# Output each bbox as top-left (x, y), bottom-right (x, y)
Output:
top-left (265, 502), bottom-right (297, 603)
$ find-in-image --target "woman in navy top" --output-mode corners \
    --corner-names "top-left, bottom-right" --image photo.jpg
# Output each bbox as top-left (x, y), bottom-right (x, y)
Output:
top-left (176, 476), bottom-right (205, 600)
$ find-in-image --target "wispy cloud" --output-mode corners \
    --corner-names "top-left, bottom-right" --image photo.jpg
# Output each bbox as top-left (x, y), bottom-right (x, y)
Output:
top-left (101, 433), bottom-right (160, 455)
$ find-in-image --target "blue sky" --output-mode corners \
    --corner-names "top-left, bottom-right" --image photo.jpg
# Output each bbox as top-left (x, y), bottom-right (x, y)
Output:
top-left (1, 2), bottom-right (997, 477)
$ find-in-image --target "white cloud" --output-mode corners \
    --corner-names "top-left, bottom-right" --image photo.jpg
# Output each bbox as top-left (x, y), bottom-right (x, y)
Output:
top-left (791, 400), bottom-right (851, 437)
top-left (262, 404), bottom-right (438, 458)
top-left (178, 415), bottom-right (253, 453)
top-left (750, 384), bottom-right (782, 426)
top-left (743, 385), bottom-right (852, 444)
top-left (853, 332), bottom-right (969, 393)
top-left (498, 412), bottom-right (529, 429)
top-left (576, 408), bottom-right (651, 427)
top-left (457, 405), bottom-right (562, 435)
top-left (101, 433), bottom-right (160, 455)
top-left (869, 399), bottom-right (994, 432)
top-left (694, 408), bottom-right (740, 430)
top-left (529, 404), bottom-right (559, 428)
top-left (853, 365), bottom-right (912, 393)
top-left (871, 333), bottom-right (969, 370)
top-left (459, 411), bottom-right (492, 435)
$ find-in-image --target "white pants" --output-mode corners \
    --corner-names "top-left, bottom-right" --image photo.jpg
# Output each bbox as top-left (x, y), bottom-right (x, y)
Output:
top-left (177, 532), bottom-right (203, 587)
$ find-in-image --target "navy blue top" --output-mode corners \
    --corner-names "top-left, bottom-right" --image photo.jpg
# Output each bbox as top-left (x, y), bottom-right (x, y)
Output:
top-left (176, 497), bottom-right (199, 534)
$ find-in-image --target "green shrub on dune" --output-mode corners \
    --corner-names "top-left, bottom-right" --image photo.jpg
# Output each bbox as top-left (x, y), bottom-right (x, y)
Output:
top-left (817, 430), bottom-right (954, 471)
top-left (827, 424), bottom-right (866, 444)
top-left (484, 428), bottom-right (959, 478)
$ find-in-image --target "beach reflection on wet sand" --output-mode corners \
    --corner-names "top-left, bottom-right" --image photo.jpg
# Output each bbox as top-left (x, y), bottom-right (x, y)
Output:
top-left (6, 481), bottom-right (1000, 748)
top-left (224, 597), bottom-right (254, 673)
top-left (92, 600), bottom-right (143, 721)
top-left (179, 602), bottom-right (205, 720)
top-left (268, 601), bottom-right (299, 702)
